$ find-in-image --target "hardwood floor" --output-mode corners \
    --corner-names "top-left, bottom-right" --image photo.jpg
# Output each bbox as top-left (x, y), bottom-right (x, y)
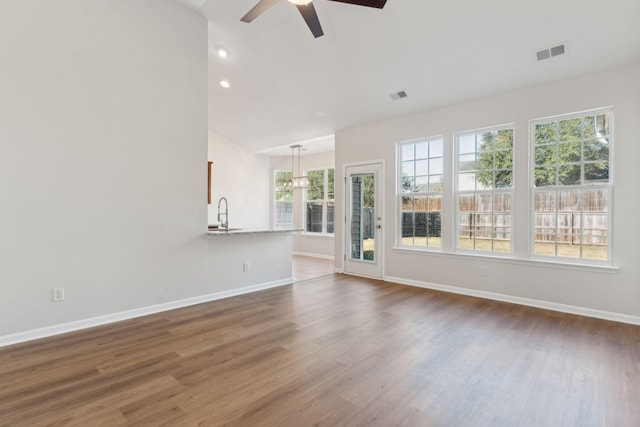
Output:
top-left (292, 255), bottom-right (335, 282)
top-left (1, 274), bottom-right (640, 426)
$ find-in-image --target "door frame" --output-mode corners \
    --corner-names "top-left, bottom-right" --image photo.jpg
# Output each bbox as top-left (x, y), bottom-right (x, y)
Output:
top-left (342, 160), bottom-right (385, 279)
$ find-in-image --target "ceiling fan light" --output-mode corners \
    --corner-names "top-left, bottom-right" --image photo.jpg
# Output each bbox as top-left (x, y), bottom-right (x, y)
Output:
top-left (288, 0), bottom-right (312, 5)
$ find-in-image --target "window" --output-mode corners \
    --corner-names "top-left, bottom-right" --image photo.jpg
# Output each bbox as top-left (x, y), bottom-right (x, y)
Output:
top-left (305, 168), bottom-right (335, 234)
top-left (398, 137), bottom-right (443, 248)
top-left (274, 170), bottom-right (293, 229)
top-left (455, 126), bottom-right (514, 253)
top-left (531, 109), bottom-right (612, 262)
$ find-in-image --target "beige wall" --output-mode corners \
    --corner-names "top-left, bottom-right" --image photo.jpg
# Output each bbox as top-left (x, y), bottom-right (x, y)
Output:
top-left (0, 0), bottom-right (295, 343)
top-left (208, 131), bottom-right (270, 229)
top-left (334, 62), bottom-right (640, 320)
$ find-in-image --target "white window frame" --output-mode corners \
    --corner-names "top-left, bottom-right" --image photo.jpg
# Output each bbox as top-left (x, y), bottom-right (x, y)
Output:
top-left (454, 124), bottom-right (515, 255)
top-left (303, 167), bottom-right (335, 235)
top-left (529, 107), bottom-right (613, 265)
top-left (396, 136), bottom-right (444, 250)
top-left (273, 170), bottom-right (294, 229)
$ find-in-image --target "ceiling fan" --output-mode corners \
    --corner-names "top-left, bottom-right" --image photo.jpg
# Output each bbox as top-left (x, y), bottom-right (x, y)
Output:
top-left (240, 0), bottom-right (388, 39)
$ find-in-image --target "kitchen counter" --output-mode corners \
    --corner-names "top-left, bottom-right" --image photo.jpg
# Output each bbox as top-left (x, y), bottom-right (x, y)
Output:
top-left (206, 228), bottom-right (302, 237)
top-left (204, 228), bottom-right (298, 292)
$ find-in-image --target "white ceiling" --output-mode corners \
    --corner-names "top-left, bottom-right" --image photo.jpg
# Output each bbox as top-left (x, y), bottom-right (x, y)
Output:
top-left (255, 134), bottom-right (335, 156)
top-left (176, 0), bottom-right (640, 154)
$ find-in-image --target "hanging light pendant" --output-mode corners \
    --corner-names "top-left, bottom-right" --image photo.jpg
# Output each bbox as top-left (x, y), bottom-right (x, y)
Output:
top-left (290, 144), bottom-right (308, 188)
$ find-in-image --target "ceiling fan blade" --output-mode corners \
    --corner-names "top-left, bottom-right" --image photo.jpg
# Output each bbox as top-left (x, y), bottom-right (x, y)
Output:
top-left (296, 3), bottom-right (324, 38)
top-left (327, 0), bottom-right (387, 8)
top-left (241, 0), bottom-right (280, 23)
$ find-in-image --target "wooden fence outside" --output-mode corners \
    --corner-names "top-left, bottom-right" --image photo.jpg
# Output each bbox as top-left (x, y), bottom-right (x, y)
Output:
top-left (401, 188), bottom-right (608, 246)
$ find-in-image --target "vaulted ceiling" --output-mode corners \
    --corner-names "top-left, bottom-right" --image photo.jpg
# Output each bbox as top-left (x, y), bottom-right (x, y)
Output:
top-left (176, 0), bottom-right (640, 153)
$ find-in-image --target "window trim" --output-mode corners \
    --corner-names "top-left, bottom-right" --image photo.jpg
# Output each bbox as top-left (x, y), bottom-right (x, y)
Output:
top-left (391, 108), bottom-right (616, 269)
top-left (454, 123), bottom-right (516, 255)
top-left (528, 107), bottom-right (614, 266)
top-left (303, 166), bottom-right (335, 235)
top-left (396, 136), bottom-right (444, 251)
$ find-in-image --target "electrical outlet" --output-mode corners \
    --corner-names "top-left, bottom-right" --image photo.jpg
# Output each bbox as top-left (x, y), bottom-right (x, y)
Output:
top-left (52, 287), bottom-right (65, 302)
top-left (243, 262), bottom-right (250, 273)
top-left (480, 266), bottom-right (488, 276)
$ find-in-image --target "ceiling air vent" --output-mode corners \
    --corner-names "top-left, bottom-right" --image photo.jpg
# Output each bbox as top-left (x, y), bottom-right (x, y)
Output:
top-left (536, 49), bottom-right (551, 61)
top-left (390, 90), bottom-right (408, 101)
top-left (536, 42), bottom-right (567, 62)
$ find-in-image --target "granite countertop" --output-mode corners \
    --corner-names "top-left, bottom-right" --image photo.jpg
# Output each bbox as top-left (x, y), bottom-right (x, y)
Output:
top-left (206, 228), bottom-right (302, 237)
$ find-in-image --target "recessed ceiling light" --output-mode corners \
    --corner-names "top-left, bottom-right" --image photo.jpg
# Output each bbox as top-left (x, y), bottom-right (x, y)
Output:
top-left (216, 47), bottom-right (228, 58)
top-left (219, 80), bottom-right (231, 89)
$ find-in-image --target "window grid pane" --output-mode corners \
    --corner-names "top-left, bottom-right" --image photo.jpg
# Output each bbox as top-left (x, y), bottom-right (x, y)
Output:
top-left (399, 137), bottom-right (443, 248)
top-left (274, 171), bottom-right (293, 229)
top-left (533, 188), bottom-right (609, 260)
top-left (304, 168), bottom-right (335, 234)
top-left (534, 113), bottom-right (611, 188)
top-left (328, 168), bottom-right (335, 200)
top-left (532, 110), bottom-right (611, 262)
top-left (306, 201), bottom-right (323, 233)
top-left (456, 127), bottom-right (514, 254)
top-left (307, 170), bottom-right (325, 201)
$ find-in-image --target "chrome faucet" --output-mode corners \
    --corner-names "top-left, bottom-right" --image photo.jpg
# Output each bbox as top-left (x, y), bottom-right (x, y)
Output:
top-left (217, 197), bottom-right (229, 231)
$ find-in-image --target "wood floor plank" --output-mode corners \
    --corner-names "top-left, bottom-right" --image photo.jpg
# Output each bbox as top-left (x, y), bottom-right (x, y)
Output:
top-left (1, 273), bottom-right (640, 426)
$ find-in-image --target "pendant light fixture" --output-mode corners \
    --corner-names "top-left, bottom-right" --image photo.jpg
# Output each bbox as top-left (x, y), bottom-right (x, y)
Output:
top-left (290, 144), bottom-right (308, 189)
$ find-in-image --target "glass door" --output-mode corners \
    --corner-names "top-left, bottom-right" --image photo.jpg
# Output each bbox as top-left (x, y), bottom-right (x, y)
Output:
top-left (344, 163), bottom-right (383, 278)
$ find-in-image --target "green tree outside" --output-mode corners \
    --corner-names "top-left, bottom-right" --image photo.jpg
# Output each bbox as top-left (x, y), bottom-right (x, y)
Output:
top-left (474, 115), bottom-right (609, 189)
top-left (533, 115), bottom-right (609, 186)
top-left (476, 129), bottom-right (514, 188)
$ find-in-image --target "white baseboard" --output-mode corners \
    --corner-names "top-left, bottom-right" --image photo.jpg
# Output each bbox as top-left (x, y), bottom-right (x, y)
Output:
top-left (7, 274), bottom-right (635, 348)
top-left (0, 278), bottom-right (293, 348)
top-left (293, 251), bottom-right (335, 261)
top-left (384, 275), bottom-right (640, 326)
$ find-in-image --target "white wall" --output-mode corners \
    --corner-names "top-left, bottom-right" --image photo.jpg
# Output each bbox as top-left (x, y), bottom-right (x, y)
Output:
top-left (271, 150), bottom-right (335, 258)
top-left (0, 0), bottom-right (290, 342)
top-left (208, 131), bottom-right (270, 229)
top-left (334, 62), bottom-right (640, 319)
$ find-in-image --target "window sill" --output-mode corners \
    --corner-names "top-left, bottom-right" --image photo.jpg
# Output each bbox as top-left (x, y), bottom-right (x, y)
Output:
top-left (393, 245), bottom-right (443, 254)
top-left (392, 246), bottom-right (619, 274)
top-left (301, 232), bottom-right (335, 238)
